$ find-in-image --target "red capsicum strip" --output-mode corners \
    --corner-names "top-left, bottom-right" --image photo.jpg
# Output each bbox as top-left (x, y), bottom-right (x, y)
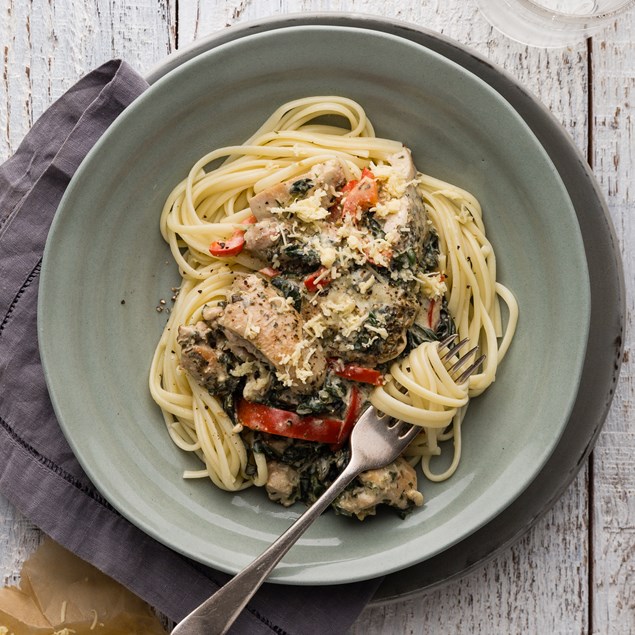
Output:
top-left (209, 232), bottom-right (245, 257)
top-left (427, 298), bottom-right (436, 328)
top-left (304, 266), bottom-right (331, 293)
top-left (331, 384), bottom-right (360, 448)
top-left (333, 363), bottom-right (384, 386)
top-left (237, 385), bottom-right (360, 446)
top-left (208, 215), bottom-right (257, 258)
top-left (341, 168), bottom-right (378, 217)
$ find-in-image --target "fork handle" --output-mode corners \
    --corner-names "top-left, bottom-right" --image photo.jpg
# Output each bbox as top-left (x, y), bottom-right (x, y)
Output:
top-left (171, 459), bottom-right (363, 635)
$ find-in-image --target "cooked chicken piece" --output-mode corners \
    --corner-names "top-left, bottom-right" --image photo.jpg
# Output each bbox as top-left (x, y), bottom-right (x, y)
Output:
top-left (265, 460), bottom-right (300, 506)
top-left (386, 148), bottom-right (417, 181)
top-left (382, 149), bottom-right (428, 259)
top-left (248, 159), bottom-right (347, 220)
top-left (248, 183), bottom-right (291, 221)
top-left (176, 322), bottom-right (237, 395)
top-left (244, 218), bottom-right (322, 272)
top-left (334, 457), bottom-right (423, 520)
top-left (215, 274), bottom-right (327, 393)
top-left (308, 159), bottom-right (348, 204)
top-left (305, 272), bottom-right (418, 365)
top-left (243, 219), bottom-right (282, 258)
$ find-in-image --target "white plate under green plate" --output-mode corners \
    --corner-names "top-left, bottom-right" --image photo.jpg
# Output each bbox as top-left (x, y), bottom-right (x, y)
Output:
top-left (38, 25), bottom-right (590, 585)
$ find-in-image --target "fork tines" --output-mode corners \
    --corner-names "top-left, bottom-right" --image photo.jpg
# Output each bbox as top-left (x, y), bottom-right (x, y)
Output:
top-left (437, 334), bottom-right (485, 383)
top-left (456, 354), bottom-right (486, 383)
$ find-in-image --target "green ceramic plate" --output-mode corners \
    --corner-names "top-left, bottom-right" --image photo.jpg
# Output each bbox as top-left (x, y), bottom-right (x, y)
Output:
top-left (39, 25), bottom-right (590, 585)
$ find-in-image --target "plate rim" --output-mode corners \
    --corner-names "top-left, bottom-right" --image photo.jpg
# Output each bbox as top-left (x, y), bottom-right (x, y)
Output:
top-left (148, 13), bottom-right (624, 602)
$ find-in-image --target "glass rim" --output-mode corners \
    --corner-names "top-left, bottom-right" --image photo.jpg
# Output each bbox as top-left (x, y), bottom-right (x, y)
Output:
top-left (513, 0), bottom-right (635, 23)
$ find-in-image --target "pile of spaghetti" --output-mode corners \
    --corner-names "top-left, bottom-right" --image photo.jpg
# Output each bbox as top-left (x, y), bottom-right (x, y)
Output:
top-left (149, 96), bottom-right (518, 519)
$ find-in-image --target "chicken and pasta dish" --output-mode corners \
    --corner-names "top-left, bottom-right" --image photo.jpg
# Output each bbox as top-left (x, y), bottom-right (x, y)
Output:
top-left (149, 97), bottom-right (517, 520)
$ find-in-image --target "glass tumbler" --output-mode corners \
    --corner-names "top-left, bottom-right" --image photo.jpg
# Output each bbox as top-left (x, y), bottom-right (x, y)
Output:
top-left (476, 0), bottom-right (635, 47)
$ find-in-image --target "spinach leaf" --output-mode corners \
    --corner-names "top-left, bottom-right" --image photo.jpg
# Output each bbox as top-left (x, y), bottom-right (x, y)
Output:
top-left (404, 301), bottom-right (456, 353)
top-left (289, 178), bottom-right (314, 197)
top-left (295, 374), bottom-right (347, 416)
top-left (364, 213), bottom-right (385, 239)
top-left (281, 244), bottom-right (321, 272)
top-left (422, 230), bottom-right (440, 272)
top-left (271, 276), bottom-right (303, 311)
top-left (406, 323), bottom-right (438, 350)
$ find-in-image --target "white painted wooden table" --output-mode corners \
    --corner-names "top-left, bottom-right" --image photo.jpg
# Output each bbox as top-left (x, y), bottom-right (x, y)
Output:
top-left (1, 2), bottom-right (633, 633)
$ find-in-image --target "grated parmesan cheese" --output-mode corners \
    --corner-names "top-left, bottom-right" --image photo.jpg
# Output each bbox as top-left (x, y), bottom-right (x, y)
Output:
top-left (321, 295), bottom-right (356, 317)
top-left (373, 198), bottom-right (402, 218)
top-left (230, 361), bottom-right (257, 377)
top-left (268, 295), bottom-right (297, 314)
top-left (243, 317), bottom-right (261, 339)
top-left (319, 245), bottom-right (338, 268)
top-left (418, 272), bottom-right (447, 298)
top-left (358, 274), bottom-right (376, 294)
top-left (340, 312), bottom-right (370, 337)
top-left (278, 339), bottom-right (319, 384)
top-left (384, 228), bottom-right (401, 244)
top-left (370, 162), bottom-right (410, 198)
top-left (275, 370), bottom-right (294, 387)
top-left (365, 323), bottom-right (390, 339)
top-left (303, 313), bottom-right (328, 338)
top-left (271, 188), bottom-right (330, 223)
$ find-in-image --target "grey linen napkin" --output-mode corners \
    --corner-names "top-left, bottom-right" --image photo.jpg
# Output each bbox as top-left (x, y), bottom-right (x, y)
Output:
top-left (0, 59), bottom-right (382, 635)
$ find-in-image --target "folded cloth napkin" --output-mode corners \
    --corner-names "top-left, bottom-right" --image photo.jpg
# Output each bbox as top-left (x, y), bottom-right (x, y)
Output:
top-left (0, 59), bottom-right (382, 634)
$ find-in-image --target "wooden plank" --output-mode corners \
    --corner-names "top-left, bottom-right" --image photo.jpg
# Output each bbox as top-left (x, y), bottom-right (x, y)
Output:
top-left (0, 0), bottom-right (175, 157)
top-left (590, 10), bottom-right (635, 634)
top-left (0, 498), bottom-right (41, 588)
top-left (176, 2), bottom-right (591, 633)
top-left (353, 472), bottom-right (589, 634)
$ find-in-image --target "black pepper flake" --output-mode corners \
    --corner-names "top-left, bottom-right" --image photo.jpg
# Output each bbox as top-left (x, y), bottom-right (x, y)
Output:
top-left (120, 299), bottom-right (125, 305)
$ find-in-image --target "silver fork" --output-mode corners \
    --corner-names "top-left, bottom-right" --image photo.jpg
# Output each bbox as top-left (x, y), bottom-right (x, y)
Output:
top-left (171, 336), bottom-right (483, 635)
